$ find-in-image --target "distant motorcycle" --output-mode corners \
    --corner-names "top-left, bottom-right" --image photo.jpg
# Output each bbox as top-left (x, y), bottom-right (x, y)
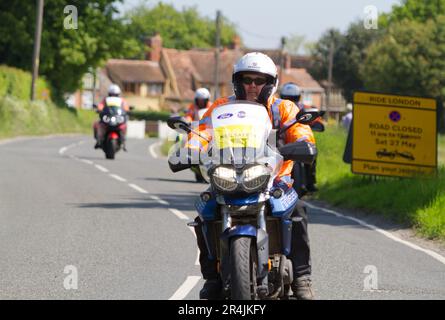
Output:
top-left (97, 105), bottom-right (127, 159)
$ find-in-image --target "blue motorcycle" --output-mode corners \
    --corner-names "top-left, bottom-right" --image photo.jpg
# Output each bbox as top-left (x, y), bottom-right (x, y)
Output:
top-left (168, 101), bottom-right (319, 300)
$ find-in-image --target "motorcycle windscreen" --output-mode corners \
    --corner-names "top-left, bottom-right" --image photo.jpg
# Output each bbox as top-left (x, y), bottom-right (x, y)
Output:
top-left (104, 106), bottom-right (124, 116)
top-left (210, 102), bottom-right (272, 165)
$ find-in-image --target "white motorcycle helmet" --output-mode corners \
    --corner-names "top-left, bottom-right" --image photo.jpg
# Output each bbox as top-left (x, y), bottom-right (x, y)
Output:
top-left (194, 87), bottom-right (211, 109)
top-left (232, 52), bottom-right (278, 105)
top-left (108, 84), bottom-right (122, 97)
top-left (280, 82), bottom-right (302, 103)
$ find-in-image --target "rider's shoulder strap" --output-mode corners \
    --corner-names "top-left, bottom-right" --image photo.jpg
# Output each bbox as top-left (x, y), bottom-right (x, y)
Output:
top-left (271, 98), bottom-right (282, 130)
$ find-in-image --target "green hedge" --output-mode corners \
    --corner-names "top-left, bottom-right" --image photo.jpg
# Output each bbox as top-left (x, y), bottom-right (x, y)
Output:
top-left (0, 96), bottom-right (96, 139)
top-left (128, 110), bottom-right (171, 122)
top-left (0, 65), bottom-right (50, 101)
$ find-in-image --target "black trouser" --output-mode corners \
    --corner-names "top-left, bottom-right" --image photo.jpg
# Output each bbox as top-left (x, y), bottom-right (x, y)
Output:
top-left (194, 216), bottom-right (219, 280)
top-left (194, 203), bottom-right (311, 281)
top-left (304, 159), bottom-right (317, 188)
top-left (289, 202), bottom-right (311, 278)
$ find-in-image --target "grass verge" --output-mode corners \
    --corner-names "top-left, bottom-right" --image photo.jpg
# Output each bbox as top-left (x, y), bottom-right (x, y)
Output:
top-left (314, 123), bottom-right (445, 241)
top-left (0, 95), bottom-right (96, 139)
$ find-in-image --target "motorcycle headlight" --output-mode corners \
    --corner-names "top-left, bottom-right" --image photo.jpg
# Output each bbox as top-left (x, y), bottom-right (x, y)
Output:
top-left (211, 166), bottom-right (237, 192)
top-left (241, 165), bottom-right (270, 192)
top-left (110, 116), bottom-right (117, 125)
top-left (102, 115), bottom-right (110, 123)
top-left (117, 115), bottom-right (125, 124)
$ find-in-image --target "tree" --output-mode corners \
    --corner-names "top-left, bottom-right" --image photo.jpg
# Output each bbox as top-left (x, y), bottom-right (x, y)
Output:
top-left (284, 33), bottom-right (306, 55)
top-left (380, 0), bottom-right (445, 26)
top-left (125, 2), bottom-right (239, 54)
top-left (0, 0), bottom-right (139, 99)
top-left (308, 22), bottom-right (382, 102)
top-left (308, 28), bottom-right (343, 84)
top-left (361, 16), bottom-right (445, 100)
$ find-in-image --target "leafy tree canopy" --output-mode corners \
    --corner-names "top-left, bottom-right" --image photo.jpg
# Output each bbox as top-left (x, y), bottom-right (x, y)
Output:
top-left (362, 16), bottom-right (445, 100)
top-left (125, 2), bottom-right (240, 56)
top-left (0, 0), bottom-right (140, 98)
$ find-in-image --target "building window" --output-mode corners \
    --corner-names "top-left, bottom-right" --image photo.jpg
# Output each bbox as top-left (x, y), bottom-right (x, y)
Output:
top-left (123, 82), bottom-right (137, 94)
top-left (302, 92), bottom-right (313, 105)
top-left (147, 83), bottom-right (163, 96)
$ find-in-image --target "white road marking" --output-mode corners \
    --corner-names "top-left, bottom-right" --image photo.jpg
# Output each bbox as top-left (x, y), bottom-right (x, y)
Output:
top-left (149, 141), bottom-right (163, 159)
top-left (128, 184), bottom-right (149, 194)
top-left (169, 276), bottom-right (201, 300)
top-left (304, 202), bottom-right (445, 266)
top-left (168, 208), bottom-right (189, 220)
top-left (81, 159), bottom-right (94, 165)
top-left (61, 139), bottom-right (201, 270)
top-left (109, 174), bottom-right (127, 182)
top-left (168, 208), bottom-right (200, 266)
top-left (188, 227), bottom-right (199, 266)
top-left (59, 140), bottom-right (85, 155)
top-left (195, 249), bottom-right (200, 266)
top-left (150, 195), bottom-right (169, 205)
top-left (95, 164), bottom-right (109, 173)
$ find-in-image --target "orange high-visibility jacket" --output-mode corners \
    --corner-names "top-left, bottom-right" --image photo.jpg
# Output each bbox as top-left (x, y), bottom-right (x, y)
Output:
top-left (185, 96), bottom-right (315, 179)
top-left (184, 101), bottom-right (212, 122)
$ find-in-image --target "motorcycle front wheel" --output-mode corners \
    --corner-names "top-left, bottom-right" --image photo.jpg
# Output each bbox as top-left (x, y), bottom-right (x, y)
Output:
top-left (105, 138), bottom-right (118, 159)
top-left (230, 236), bottom-right (257, 300)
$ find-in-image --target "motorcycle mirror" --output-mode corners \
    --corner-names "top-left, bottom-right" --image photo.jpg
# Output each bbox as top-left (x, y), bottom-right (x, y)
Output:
top-left (278, 141), bottom-right (318, 163)
top-left (296, 108), bottom-right (321, 125)
top-left (167, 116), bottom-right (191, 133)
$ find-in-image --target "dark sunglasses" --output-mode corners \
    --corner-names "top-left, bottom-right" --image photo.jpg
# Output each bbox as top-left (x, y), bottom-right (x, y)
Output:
top-left (241, 77), bottom-right (267, 85)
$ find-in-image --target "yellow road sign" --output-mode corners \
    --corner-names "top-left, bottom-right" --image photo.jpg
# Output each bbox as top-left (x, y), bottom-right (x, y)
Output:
top-left (352, 91), bottom-right (437, 178)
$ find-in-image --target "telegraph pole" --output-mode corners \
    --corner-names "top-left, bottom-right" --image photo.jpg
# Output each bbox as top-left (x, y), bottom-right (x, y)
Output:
top-left (213, 10), bottom-right (221, 99)
top-left (279, 36), bottom-right (286, 86)
top-left (31, 0), bottom-right (44, 101)
top-left (326, 40), bottom-right (334, 117)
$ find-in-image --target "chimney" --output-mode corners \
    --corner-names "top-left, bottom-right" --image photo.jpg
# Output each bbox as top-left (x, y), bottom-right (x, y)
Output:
top-left (231, 35), bottom-right (241, 50)
top-left (145, 33), bottom-right (162, 62)
top-left (285, 53), bottom-right (291, 70)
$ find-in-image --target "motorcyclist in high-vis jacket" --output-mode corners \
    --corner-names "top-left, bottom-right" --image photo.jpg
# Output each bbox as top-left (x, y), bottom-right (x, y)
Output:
top-left (94, 84), bottom-right (129, 150)
top-left (280, 82), bottom-right (322, 192)
top-left (184, 88), bottom-right (212, 123)
top-left (185, 52), bottom-right (315, 300)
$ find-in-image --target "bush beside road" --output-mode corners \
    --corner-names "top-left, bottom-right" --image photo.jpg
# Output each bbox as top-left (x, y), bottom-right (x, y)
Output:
top-left (0, 95), bottom-right (96, 139)
top-left (0, 66), bottom-right (97, 139)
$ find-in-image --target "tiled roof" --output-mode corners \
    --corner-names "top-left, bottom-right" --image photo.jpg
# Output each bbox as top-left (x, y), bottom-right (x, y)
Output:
top-left (163, 48), bottom-right (242, 100)
top-left (105, 59), bottom-right (165, 84)
top-left (280, 68), bottom-right (324, 92)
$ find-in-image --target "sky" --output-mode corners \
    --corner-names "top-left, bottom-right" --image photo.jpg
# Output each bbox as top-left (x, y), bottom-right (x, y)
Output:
top-left (119, 0), bottom-right (402, 50)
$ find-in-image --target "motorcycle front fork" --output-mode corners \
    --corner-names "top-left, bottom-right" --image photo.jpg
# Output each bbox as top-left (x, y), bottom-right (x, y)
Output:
top-left (219, 204), bottom-right (270, 298)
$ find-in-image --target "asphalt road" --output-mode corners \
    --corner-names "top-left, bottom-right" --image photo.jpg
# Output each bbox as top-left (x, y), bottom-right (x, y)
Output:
top-left (0, 135), bottom-right (444, 300)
